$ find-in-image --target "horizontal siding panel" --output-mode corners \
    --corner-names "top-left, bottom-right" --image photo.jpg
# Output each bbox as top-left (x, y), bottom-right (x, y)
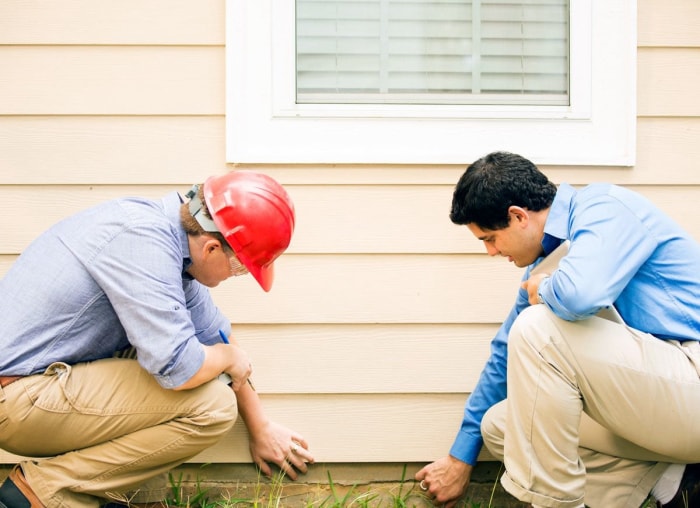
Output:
top-left (293, 184), bottom-right (700, 254)
top-left (2, 184), bottom-right (700, 255)
top-left (638, 48), bottom-right (700, 117)
top-left (0, 0), bottom-right (224, 45)
top-left (197, 394), bottom-right (469, 463)
top-left (0, 186), bottom-right (178, 253)
top-left (627, 118), bottom-right (700, 181)
top-left (0, 185), bottom-right (477, 254)
top-left (0, 117), bottom-right (227, 185)
top-left (0, 47), bottom-right (224, 114)
top-left (638, 0), bottom-right (700, 47)
top-left (232, 324), bottom-right (495, 394)
top-left (292, 185), bottom-right (471, 253)
top-left (1, 186), bottom-right (480, 254)
top-left (4, 2), bottom-right (693, 54)
top-left (3, 117), bottom-right (700, 186)
top-left (0, 253), bottom-right (523, 324)
top-left (0, 394), bottom-right (474, 463)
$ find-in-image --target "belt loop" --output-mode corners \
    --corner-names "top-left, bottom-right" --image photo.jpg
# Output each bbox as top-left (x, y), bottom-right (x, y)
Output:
top-left (0, 383), bottom-right (5, 403)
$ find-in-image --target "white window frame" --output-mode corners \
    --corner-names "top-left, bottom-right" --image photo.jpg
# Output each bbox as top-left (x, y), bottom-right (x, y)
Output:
top-left (226, 0), bottom-right (637, 166)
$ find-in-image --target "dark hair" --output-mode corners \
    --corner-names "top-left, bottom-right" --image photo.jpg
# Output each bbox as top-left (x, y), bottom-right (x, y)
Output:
top-left (450, 151), bottom-right (557, 230)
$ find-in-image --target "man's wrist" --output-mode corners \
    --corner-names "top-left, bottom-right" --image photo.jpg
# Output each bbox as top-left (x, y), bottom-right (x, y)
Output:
top-left (537, 276), bottom-right (549, 305)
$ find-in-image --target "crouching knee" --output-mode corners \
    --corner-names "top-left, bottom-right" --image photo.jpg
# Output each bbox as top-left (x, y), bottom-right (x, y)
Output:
top-left (508, 304), bottom-right (555, 355)
top-left (481, 401), bottom-right (507, 460)
top-left (188, 380), bottom-right (239, 438)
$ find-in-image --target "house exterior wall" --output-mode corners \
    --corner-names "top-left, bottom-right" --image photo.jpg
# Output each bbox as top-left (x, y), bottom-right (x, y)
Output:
top-left (0, 0), bottom-right (699, 464)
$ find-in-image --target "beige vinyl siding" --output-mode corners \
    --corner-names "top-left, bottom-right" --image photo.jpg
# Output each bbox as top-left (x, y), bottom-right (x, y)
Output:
top-left (4, 185), bottom-right (700, 254)
top-left (1, 0), bottom-right (699, 466)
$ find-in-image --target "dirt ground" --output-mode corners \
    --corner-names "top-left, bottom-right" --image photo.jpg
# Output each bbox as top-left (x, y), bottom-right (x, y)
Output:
top-left (0, 462), bottom-right (531, 507)
top-left (155, 462), bottom-right (531, 507)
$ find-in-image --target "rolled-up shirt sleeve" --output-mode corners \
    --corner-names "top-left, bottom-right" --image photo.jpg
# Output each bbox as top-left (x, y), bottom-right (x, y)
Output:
top-left (85, 201), bottom-right (228, 389)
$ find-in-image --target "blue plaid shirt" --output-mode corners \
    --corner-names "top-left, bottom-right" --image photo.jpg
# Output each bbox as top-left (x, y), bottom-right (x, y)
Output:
top-left (0, 192), bottom-right (230, 389)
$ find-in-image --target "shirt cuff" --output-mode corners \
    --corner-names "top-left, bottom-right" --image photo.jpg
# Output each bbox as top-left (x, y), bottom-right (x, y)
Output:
top-left (153, 338), bottom-right (205, 389)
top-left (449, 429), bottom-right (484, 466)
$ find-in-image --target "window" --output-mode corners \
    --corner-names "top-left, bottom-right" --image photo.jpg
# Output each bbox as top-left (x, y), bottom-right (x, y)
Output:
top-left (296, 0), bottom-right (569, 107)
top-left (226, 0), bottom-right (636, 165)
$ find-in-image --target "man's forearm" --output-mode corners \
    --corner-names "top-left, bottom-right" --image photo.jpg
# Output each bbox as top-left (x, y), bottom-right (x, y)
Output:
top-left (235, 381), bottom-right (268, 435)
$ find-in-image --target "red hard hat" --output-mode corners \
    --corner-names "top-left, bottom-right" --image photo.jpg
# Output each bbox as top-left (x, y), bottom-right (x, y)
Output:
top-left (203, 171), bottom-right (295, 292)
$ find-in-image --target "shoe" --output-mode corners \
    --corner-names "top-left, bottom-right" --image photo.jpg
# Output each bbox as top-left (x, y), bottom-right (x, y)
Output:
top-left (658, 463), bottom-right (700, 507)
top-left (0, 476), bottom-right (28, 507)
top-left (0, 465), bottom-right (43, 508)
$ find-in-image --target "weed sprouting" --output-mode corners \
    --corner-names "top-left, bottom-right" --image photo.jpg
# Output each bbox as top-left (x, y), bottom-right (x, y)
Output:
top-left (148, 464), bottom-right (523, 508)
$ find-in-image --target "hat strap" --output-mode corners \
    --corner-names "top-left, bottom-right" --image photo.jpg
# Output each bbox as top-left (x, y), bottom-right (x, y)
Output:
top-left (186, 184), bottom-right (219, 233)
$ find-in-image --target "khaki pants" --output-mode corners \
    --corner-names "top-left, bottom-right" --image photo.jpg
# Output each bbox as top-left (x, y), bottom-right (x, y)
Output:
top-left (0, 358), bottom-right (238, 508)
top-left (481, 305), bottom-right (700, 508)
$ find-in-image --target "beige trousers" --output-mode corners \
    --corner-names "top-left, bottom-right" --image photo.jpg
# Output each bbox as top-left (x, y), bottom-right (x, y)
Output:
top-left (0, 358), bottom-right (238, 508)
top-left (481, 305), bottom-right (700, 508)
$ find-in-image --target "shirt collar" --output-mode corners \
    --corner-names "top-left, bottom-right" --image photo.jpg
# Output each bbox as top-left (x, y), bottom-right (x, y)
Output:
top-left (162, 191), bottom-right (194, 279)
top-left (541, 182), bottom-right (575, 255)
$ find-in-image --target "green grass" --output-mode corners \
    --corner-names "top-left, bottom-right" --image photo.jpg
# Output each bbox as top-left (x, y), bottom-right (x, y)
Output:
top-left (132, 463), bottom-right (486, 508)
top-left (113, 463), bottom-right (541, 508)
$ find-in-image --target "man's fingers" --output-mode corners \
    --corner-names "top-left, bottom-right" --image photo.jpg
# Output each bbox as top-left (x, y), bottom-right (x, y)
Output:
top-left (287, 454), bottom-right (308, 475)
top-left (278, 455), bottom-right (302, 480)
top-left (256, 460), bottom-right (272, 478)
top-left (292, 435), bottom-right (310, 450)
top-left (281, 463), bottom-right (298, 480)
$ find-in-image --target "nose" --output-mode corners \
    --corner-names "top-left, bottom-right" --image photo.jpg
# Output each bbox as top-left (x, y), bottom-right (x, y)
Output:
top-left (484, 243), bottom-right (499, 256)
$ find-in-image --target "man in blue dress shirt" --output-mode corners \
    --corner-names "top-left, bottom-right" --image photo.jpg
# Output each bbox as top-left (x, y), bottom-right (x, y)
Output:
top-left (0, 171), bottom-right (314, 508)
top-left (416, 152), bottom-right (700, 508)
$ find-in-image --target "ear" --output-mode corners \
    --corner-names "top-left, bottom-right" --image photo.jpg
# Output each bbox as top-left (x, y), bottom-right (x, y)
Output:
top-left (200, 236), bottom-right (225, 259)
top-left (508, 206), bottom-right (529, 226)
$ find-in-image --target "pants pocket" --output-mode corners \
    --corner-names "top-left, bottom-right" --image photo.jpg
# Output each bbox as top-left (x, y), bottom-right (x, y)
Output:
top-left (678, 340), bottom-right (700, 378)
top-left (27, 362), bottom-right (78, 414)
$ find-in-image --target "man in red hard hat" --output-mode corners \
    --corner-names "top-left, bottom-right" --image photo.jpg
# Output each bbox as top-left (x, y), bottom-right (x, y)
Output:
top-left (0, 171), bottom-right (313, 508)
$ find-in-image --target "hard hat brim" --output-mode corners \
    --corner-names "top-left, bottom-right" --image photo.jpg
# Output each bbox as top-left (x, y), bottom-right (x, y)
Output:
top-left (248, 261), bottom-right (274, 292)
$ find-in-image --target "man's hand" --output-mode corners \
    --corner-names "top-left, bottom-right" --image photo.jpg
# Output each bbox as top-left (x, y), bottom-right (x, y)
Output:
top-left (521, 272), bottom-right (550, 306)
top-left (248, 420), bottom-right (315, 480)
top-left (223, 342), bottom-right (253, 392)
top-left (415, 456), bottom-right (473, 507)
